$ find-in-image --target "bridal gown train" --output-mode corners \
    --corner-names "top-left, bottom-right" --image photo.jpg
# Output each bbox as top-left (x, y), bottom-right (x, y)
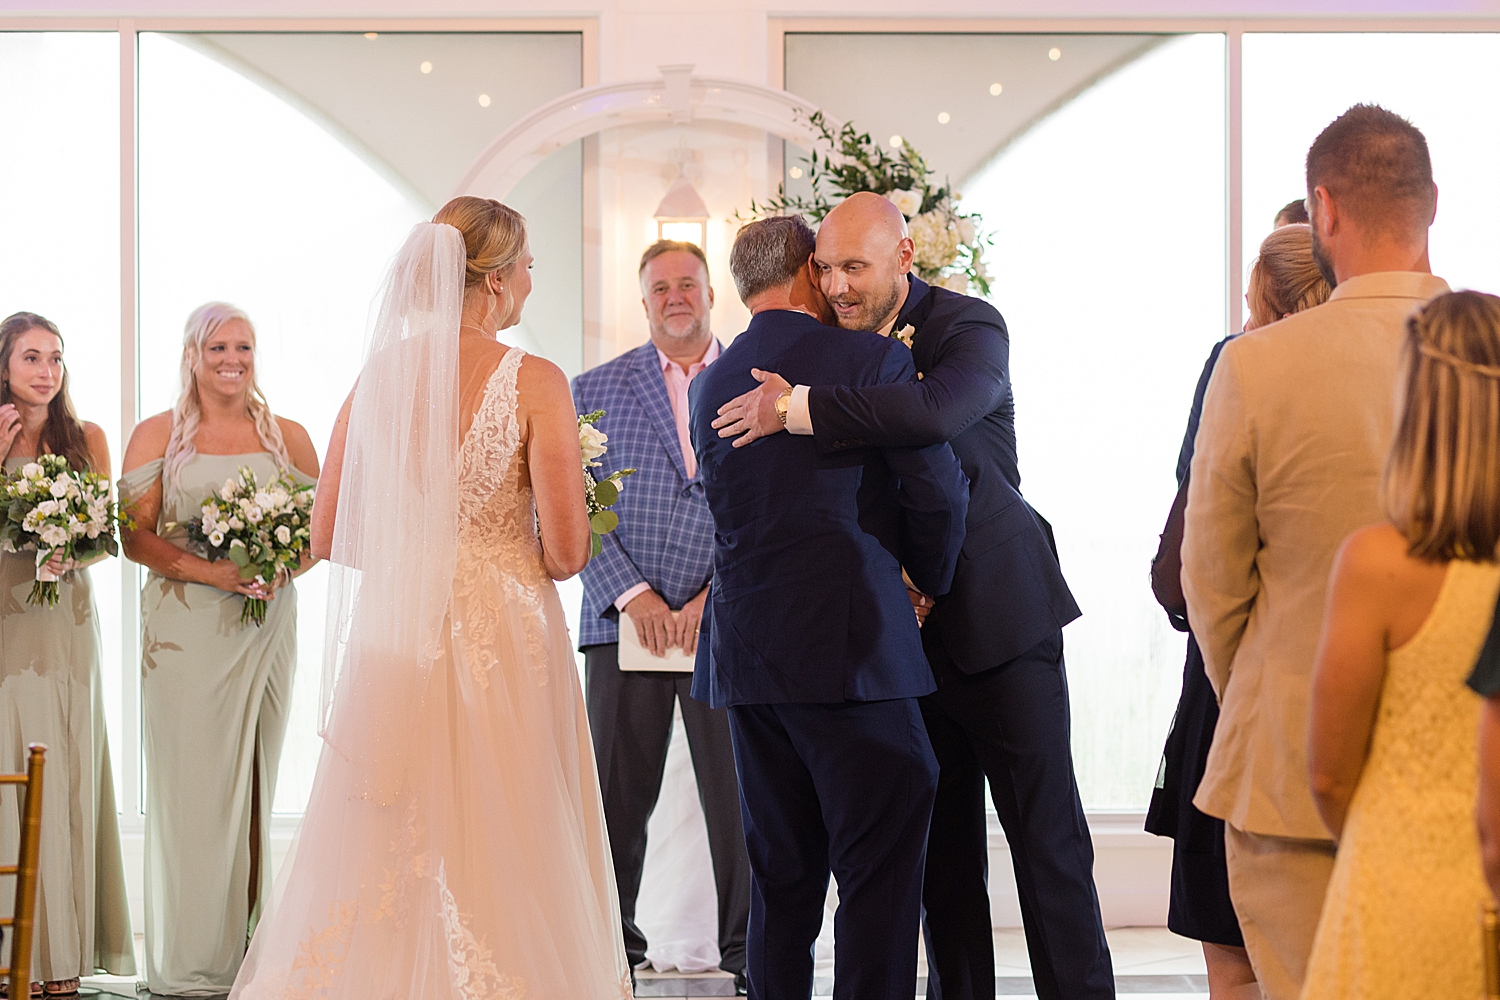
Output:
top-left (231, 347), bottom-right (633, 1000)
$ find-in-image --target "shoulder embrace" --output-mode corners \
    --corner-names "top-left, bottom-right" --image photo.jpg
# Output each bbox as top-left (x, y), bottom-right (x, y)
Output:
top-left (933, 287), bottom-right (1005, 328)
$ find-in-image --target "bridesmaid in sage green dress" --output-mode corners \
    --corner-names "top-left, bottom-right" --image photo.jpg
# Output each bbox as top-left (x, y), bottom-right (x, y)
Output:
top-left (120, 303), bottom-right (318, 997)
top-left (0, 312), bottom-right (135, 998)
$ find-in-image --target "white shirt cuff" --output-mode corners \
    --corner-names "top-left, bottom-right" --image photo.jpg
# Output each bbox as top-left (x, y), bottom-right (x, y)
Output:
top-left (614, 582), bottom-right (652, 612)
top-left (786, 384), bottom-right (814, 435)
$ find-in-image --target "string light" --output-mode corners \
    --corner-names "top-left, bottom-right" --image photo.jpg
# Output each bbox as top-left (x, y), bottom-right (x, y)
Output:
top-left (1049, 47), bottom-right (1062, 61)
top-left (789, 166), bottom-right (803, 179)
top-left (420, 61), bottom-right (433, 74)
top-left (937, 111), bottom-right (951, 124)
top-left (989, 82), bottom-right (1003, 96)
top-left (364, 32), bottom-right (378, 40)
top-left (478, 94), bottom-right (491, 107)
top-left (889, 134), bottom-right (904, 149)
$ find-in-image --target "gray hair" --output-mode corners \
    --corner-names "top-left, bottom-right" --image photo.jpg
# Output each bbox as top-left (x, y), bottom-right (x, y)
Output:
top-left (729, 215), bottom-right (817, 303)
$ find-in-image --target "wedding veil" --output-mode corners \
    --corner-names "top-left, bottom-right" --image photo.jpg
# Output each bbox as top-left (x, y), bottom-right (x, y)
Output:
top-left (318, 221), bottom-right (464, 777)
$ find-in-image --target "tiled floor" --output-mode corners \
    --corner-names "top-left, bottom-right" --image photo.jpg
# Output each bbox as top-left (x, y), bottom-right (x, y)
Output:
top-left (85, 926), bottom-right (1210, 998)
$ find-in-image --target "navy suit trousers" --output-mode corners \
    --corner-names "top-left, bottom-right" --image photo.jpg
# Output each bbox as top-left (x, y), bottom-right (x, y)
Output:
top-left (728, 699), bottom-right (939, 1000)
top-left (919, 632), bottom-right (1114, 1000)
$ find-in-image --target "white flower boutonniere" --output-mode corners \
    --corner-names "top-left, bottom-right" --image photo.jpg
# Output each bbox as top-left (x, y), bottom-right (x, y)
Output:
top-left (893, 324), bottom-right (917, 348)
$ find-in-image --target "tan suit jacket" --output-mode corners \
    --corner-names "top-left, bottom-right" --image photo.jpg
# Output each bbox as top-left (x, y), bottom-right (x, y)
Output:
top-left (1184, 271), bottom-right (1450, 839)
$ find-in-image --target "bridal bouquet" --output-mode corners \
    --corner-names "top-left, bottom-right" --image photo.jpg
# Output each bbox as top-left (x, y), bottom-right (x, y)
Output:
top-left (178, 466), bottom-right (314, 626)
top-left (0, 454), bottom-right (124, 606)
top-left (578, 411), bottom-right (635, 559)
top-left (739, 109), bottom-right (991, 296)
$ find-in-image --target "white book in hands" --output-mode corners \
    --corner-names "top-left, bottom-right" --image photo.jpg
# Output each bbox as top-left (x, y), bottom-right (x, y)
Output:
top-left (618, 611), bottom-right (697, 672)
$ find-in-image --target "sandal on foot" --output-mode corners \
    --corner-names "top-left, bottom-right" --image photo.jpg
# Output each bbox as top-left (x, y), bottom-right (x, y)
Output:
top-left (42, 981), bottom-right (79, 998)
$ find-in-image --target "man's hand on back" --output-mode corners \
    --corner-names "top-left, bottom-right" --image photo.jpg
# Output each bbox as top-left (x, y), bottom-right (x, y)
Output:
top-left (713, 369), bottom-right (792, 447)
top-left (624, 589), bottom-right (675, 657)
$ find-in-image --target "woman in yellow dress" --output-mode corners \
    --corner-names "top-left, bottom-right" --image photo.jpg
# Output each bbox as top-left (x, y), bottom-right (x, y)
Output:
top-left (1304, 289), bottom-right (1500, 999)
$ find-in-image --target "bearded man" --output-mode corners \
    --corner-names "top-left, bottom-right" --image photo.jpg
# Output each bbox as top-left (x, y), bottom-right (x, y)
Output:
top-left (712, 193), bottom-right (1112, 1000)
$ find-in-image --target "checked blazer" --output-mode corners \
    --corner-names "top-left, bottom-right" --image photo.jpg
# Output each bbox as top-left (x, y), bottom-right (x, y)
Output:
top-left (571, 340), bottom-right (720, 648)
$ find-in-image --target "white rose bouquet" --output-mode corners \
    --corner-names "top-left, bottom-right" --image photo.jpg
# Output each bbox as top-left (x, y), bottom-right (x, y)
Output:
top-left (176, 466), bottom-right (314, 626)
top-left (0, 453), bottom-right (125, 606)
top-left (578, 410), bottom-right (635, 559)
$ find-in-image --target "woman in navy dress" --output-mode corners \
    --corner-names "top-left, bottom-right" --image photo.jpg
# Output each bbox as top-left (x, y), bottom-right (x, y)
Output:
top-left (1146, 223), bottom-right (1329, 999)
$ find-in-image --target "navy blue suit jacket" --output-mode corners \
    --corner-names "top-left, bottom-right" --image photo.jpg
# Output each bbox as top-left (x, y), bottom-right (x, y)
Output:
top-left (688, 309), bottom-right (969, 709)
top-left (571, 342), bottom-right (719, 647)
top-left (807, 275), bottom-right (1081, 672)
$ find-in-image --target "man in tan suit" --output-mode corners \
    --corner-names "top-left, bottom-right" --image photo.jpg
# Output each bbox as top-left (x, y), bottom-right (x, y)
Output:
top-left (1183, 104), bottom-right (1447, 1000)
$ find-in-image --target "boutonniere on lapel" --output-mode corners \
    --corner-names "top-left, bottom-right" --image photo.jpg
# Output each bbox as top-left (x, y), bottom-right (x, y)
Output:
top-left (892, 324), bottom-right (917, 348)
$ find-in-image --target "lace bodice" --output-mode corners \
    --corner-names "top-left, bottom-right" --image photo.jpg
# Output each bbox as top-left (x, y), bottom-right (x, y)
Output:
top-left (452, 347), bottom-right (552, 684)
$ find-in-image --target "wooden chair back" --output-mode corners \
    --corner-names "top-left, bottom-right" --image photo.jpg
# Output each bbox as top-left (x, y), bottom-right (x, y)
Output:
top-left (0, 745), bottom-right (46, 996)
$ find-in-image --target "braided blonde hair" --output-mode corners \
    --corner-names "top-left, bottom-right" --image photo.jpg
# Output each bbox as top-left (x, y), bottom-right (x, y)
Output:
top-left (1382, 290), bottom-right (1500, 561)
top-left (162, 302), bottom-right (289, 491)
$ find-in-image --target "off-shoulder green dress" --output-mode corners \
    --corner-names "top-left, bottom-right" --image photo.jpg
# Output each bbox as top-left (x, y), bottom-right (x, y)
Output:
top-left (0, 456), bottom-right (136, 983)
top-left (120, 452), bottom-right (314, 996)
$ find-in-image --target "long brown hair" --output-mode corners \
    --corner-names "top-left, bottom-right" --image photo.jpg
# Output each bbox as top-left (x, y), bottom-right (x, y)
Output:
top-left (0, 311), bottom-right (93, 473)
top-left (1381, 290), bottom-right (1500, 561)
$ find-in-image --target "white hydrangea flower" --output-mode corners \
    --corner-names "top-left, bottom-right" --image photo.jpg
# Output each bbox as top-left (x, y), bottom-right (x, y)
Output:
top-left (909, 210), bottom-right (963, 272)
top-left (275, 525), bottom-right (292, 545)
top-left (956, 216), bottom-right (977, 246)
top-left (937, 272), bottom-right (970, 293)
top-left (886, 189), bottom-right (923, 217)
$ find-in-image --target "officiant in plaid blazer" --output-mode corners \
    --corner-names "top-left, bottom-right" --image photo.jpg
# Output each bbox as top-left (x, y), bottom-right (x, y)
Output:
top-left (571, 240), bottom-right (750, 988)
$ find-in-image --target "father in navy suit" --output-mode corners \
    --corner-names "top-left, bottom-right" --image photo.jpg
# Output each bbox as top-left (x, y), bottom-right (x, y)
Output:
top-left (689, 214), bottom-right (969, 1000)
top-left (572, 240), bottom-right (750, 989)
top-left (713, 193), bottom-right (1113, 1000)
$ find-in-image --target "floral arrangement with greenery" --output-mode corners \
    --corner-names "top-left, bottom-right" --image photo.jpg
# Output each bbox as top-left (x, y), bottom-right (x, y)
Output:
top-left (741, 109), bottom-right (991, 296)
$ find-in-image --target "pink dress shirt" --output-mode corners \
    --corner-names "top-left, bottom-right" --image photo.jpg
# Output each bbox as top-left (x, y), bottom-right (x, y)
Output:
top-left (614, 339), bottom-right (720, 612)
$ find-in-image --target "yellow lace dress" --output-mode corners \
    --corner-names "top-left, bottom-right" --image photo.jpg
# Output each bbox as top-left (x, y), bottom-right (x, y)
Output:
top-left (1301, 558), bottom-right (1500, 999)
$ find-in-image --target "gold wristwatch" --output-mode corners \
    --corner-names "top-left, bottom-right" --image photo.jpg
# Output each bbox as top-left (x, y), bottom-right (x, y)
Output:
top-left (775, 388), bottom-right (792, 427)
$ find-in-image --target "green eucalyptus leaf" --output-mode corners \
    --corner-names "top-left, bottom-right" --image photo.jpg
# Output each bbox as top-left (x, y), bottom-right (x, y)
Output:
top-left (590, 533), bottom-right (603, 558)
top-left (593, 480), bottom-right (618, 507)
top-left (590, 511), bottom-right (619, 535)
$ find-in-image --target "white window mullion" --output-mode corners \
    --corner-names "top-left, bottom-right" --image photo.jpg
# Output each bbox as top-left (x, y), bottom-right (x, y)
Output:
top-left (118, 18), bottom-right (143, 820)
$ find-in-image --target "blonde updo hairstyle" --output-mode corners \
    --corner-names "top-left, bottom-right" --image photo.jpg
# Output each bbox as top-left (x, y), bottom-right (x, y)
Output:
top-left (1246, 224), bottom-right (1332, 329)
top-left (162, 302), bottom-right (290, 491)
top-left (432, 196), bottom-right (528, 293)
top-left (1381, 290), bottom-right (1500, 562)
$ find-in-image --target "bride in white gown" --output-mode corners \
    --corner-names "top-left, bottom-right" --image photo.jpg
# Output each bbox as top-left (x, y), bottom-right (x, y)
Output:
top-left (230, 199), bottom-right (633, 1000)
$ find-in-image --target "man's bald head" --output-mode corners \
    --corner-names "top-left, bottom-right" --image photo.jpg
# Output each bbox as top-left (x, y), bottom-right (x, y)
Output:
top-left (821, 191), bottom-right (910, 244)
top-left (814, 193), bottom-right (916, 332)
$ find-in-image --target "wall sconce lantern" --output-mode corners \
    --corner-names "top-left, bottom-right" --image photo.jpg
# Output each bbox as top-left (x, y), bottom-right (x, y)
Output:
top-left (654, 174), bottom-right (710, 248)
